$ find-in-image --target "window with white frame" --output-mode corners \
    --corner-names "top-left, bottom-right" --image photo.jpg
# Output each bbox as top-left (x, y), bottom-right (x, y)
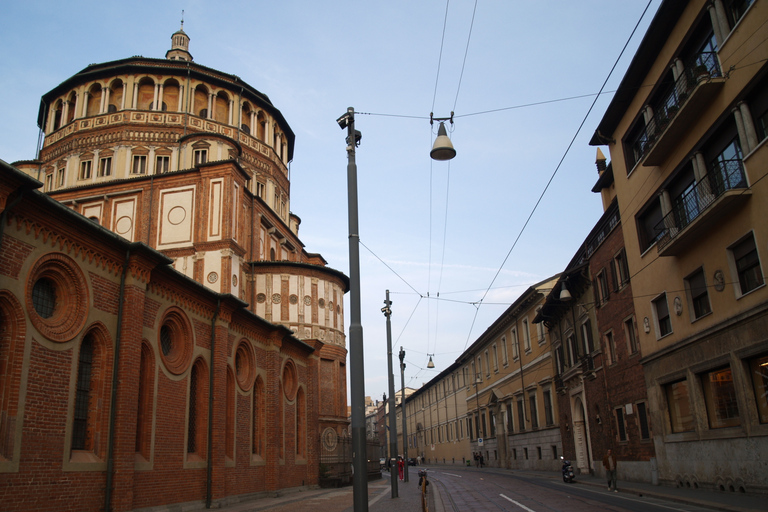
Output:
top-left (57, 168), bottom-right (65, 187)
top-left (476, 357), bottom-right (482, 381)
top-left (156, 155), bottom-right (170, 174)
top-left (652, 293), bottom-right (672, 338)
top-left (523, 318), bottom-right (531, 351)
top-left (685, 267), bottom-right (711, 320)
top-left (98, 157), bottom-right (112, 177)
top-left (132, 155), bottom-right (147, 174)
top-left (484, 351), bottom-right (490, 377)
top-left (80, 160), bottom-right (92, 180)
top-left (511, 328), bottom-right (519, 359)
top-left (729, 233), bottom-right (764, 296)
top-left (501, 336), bottom-right (508, 365)
top-left (492, 344), bottom-right (498, 372)
top-left (44, 173), bottom-right (53, 191)
top-left (255, 181), bottom-right (265, 199)
top-left (193, 149), bottom-right (207, 165)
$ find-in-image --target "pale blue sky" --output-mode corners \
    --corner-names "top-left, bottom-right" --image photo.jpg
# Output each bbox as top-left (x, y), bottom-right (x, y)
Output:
top-left (0, 1), bottom-right (659, 401)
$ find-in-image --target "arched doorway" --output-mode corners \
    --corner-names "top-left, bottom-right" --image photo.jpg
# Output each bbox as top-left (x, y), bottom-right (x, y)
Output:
top-left (571, 395), bottom-right (592, 475)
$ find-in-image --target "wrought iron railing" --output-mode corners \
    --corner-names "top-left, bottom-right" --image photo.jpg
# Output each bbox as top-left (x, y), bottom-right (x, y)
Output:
top-left (655, 159), bottom-right (747, 250)
top-left (628, 52), bottom-right (722, 165)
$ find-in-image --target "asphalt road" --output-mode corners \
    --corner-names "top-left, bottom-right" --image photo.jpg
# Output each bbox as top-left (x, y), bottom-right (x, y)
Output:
top-left (429, 466), bottom-right (723, 512)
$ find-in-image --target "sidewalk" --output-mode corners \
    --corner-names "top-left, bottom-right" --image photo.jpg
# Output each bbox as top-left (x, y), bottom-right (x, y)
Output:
top-left (425, 462), bottom-right (764, 512)
top-left (203, 471), bottom-right (440, 512)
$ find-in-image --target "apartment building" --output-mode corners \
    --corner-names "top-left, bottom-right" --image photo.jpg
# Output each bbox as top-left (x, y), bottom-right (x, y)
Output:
top-left (589, 0), bottom-right (768, 493)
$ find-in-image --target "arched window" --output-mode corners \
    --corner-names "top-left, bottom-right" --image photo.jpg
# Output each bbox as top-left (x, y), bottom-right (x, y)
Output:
top-left (136, 78), bottom-right (155, 111)
top-left (0, 292), bottom-right (24, 461)
top-left (135, 342), bottom-right (154, 460)
top-left (252, 376), bottom-right (265, 458)
top-left (296, 387), bottom-right (306, 458)
top-left (226, 368), bottom-right (235, 460)
top-left (187, 359), bottom-right (208, 461)
top-left (70, 326), bottom-right (111, 461)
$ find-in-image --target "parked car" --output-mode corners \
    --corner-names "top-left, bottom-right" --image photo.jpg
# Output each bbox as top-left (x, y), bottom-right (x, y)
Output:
top-left (408, 457), bottom-right (417, 466)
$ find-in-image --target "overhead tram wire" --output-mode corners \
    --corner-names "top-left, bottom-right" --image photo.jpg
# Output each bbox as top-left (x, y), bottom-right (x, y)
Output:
top-left (460, 0), bottom-right (655, 351)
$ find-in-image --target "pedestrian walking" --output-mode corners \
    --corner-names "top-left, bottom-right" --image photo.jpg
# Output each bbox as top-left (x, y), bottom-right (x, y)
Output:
top-left (603, 448), bottom-right (618, 492)
top-left (398, 456), bottom-right (405, 481)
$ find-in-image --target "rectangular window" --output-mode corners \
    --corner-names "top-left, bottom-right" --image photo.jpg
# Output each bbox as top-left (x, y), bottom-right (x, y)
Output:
top-left (701, 366), bottom-right (740, 429)
top-left (552, 445), bottom-right (558, 460)
top-left (581, 320), bottom-right (594, 354)
top-left (492, 344), bottom-right (499, 372)
top-left (156, 155), bottom-right (170, 173)
top-left (511, 328), bottom-right (519, 359)
top-left (636, 401), bottom-right (651, 440)
top-left (529, 393), bottom-right (538, 429)
top-left (730, 234), bottom-right (764, 295)
top-left (613, 249), bottom-right (630, 290)
top-left (523, 319), bottom-right (531, 351)
top-left (57, 168), bottom-right (65, 187)
top-left (749, 353), bottom-right (768, 424)
top-left (596, 269), bottom-right (610, 306)
top-left (489, 411), bottom-right (496, 437)
top-left (132, 155), bottom-right (147, 174)
top-left (516, 399), bottom-right (525, 431)
top-left (615, 407), bottom-right (627, 442)
top-left (468, 417), bottom-right (473, 440)
top-left (98, 157), bottom-right (112, 177)
top-left (481, 411), bottom-right (487, 438)
top-left (652, 293), bottom-right (672, 338)
top-left (501, 336), bottom-right (508, 365)
top-left (477, 356), bottom-right (483, 380)
top-left (484, 350), bottom-right (490, 376)
top-left (637, 198), bottom-right (664, 252)
top-left (606, 331), bottom-right (617, 364)
top-left (45, 174), bottom-right (53, 191)
top-left (194, 149), bottom-right (207, 165)
top-left (80, 160), bottom-right (92, 180)
top-left (686, 268), bottom-right (711, 320)
top-left (536, 314), bottom-right (546, 344)
top-left (506, 401), bottom-right (514, 432)
top-left (624, 317), bottom-right (639, 355)
top-left (256, 181), bottom-right (265, 199)
top-left (543, 390), bottom-right (553, 426)
top-left (666, 380), bottom-right (695, 433)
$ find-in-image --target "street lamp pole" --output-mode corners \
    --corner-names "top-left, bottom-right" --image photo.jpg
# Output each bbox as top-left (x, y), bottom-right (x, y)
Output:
top-left (339, 107), bottom-right (367, 512)
top-left (382, 290), bottom-right (398, 497)
top-left (399, 347), bottom-right (409, 482)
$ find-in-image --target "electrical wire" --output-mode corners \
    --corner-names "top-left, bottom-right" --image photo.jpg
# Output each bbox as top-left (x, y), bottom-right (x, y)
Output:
top-left (431, 0), bottom-right (452, 113)
top-left (452, 0), bottom-right (478, 112)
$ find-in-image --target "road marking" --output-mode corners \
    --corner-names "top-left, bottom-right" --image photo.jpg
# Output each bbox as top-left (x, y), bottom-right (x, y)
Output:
top-left (440, 472), bottom-right (462, 477)
top-left (500, 494), bottom-right (537, 512)
top-left (368, 486), bottom-right (391, 507)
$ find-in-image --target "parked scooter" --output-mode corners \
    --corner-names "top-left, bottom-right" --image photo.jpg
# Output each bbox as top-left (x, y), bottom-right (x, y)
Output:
top-left (561, 456), bottom-right (575, 483)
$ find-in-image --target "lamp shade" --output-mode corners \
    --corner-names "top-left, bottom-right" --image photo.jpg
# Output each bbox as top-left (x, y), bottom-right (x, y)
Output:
top-left (430, 122), bottom-right (456, 161)
top-left (559, 283), bottom-right (572, 301)
top-left (427, 355), bottom-right (435, 368)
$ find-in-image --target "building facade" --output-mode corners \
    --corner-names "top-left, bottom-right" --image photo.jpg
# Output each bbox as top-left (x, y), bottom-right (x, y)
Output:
top-left (590, 0), bottom-right (768, 493)
top-left (1, 25), bottom-right (349, 511)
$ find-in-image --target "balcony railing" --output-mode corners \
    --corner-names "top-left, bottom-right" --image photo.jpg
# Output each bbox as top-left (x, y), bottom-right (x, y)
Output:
top-left (628, 52), bottom-right (723, 167)
top-left (655, 159), bottom-right (747, 251)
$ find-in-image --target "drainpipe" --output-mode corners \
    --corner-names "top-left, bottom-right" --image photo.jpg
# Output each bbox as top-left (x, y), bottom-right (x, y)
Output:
top-left (206, 298), bottom-right (221, 508)
top-left (105, 246), bottom-right (132, 512)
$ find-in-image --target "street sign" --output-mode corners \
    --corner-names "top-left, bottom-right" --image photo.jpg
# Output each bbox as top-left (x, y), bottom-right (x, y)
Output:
top-left (478, 438), bottom-right (484, 445)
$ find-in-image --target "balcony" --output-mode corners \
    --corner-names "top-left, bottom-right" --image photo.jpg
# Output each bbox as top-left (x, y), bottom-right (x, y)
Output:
top-left (655, 160), bottom-right (750, 256)
top-left (629, 53), bottom-right (726, 167)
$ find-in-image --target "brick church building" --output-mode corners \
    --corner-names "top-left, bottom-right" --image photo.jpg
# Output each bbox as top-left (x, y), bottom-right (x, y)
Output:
top-left (1, 24), bottom-right (349, 511)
